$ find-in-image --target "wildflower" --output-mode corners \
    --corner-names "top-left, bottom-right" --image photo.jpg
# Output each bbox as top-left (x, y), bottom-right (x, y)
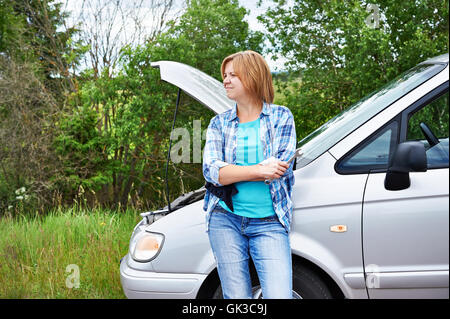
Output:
top-left (15, 187), bottom-right (26, 195)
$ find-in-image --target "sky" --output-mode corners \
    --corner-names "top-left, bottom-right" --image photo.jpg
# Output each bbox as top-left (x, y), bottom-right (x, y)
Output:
top-left (239, 0), bottom-right (288, 71)
top-left (60, 0), bottom-right (288, 72)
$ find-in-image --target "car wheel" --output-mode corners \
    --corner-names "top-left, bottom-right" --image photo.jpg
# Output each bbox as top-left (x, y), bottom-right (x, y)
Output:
top-left (212, 264), bottom-right (333, 299)
top-left (292, 263), bottom-right (333, 299)
top-left (212, 285), bottom-right (302, 299)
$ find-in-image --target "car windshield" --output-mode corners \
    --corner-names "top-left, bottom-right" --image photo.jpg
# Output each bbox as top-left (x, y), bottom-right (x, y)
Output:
top-left (295, 62), bottom-right (447, 169)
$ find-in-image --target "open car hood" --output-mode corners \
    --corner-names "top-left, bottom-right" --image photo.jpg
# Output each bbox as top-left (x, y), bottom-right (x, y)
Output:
top-left (149, 61), bottom-right (232, 215)
top-left (151, 60), bottom-right (234, 114)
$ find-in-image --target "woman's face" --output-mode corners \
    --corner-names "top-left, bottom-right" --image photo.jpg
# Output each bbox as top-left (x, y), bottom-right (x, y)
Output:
top-left (223, 61), bottom-right (246, 102)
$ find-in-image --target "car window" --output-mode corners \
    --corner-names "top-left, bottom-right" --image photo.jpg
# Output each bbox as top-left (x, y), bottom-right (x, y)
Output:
top-left (406, 90), bottom-right (449, 168)
top-left (336, 121), bottom-right (398, 174)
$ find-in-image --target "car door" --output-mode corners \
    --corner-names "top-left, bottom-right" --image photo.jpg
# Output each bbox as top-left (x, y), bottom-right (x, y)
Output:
top-left (362, 84), bottom-right (449, 298)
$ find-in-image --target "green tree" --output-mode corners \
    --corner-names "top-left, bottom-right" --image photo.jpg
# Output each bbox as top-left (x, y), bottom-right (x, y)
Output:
top-left (0, 0), bottom-right (85, 215)
top-left (0, 55), bottom-right (62, 214)
top-left (168, 0), bottom-right (264, 78)
top-left (53, 0), bottom-right (264, 210)
top-left (0, 1), bottom-right (24, 52)
top-left (260, 0), bottom-right (449, 139)
top-left (0, 0), bottom-right (83, 94)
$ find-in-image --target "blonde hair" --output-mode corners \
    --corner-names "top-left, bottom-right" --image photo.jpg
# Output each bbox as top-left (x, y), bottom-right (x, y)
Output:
top-left (221, 50), bottom-right (274, 104)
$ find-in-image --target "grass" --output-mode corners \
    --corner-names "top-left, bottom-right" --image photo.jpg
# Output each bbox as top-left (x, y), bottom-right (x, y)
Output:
top-left (0, 207), bottom-right (141, 298)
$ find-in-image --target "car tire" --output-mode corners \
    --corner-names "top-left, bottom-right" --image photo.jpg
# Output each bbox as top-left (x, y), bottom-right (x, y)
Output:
top-left (292, 263), bottom-right (333, 299)
top-left (212, 263), bottom-right (334, 299)
top-left (212, 285), bottom-right (223, 299)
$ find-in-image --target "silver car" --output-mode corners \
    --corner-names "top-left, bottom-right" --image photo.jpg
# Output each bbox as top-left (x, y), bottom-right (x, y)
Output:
top-left (120, 54), bottom-right (449, 299)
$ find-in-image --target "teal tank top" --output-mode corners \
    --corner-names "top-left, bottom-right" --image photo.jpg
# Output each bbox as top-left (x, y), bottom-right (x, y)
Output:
top-left (218, 118), bottom-right (276, 218)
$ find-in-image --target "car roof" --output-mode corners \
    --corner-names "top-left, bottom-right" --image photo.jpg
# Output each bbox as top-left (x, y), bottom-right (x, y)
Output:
top-left (420, 53), bottom-right (449, 65)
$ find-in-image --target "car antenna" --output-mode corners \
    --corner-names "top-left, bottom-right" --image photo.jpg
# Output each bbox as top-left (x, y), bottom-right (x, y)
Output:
top-left (164, 88), bottom-right (182, 213)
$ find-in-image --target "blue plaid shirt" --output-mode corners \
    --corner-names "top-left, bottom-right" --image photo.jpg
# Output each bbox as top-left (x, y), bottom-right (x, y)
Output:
top-left (203, 102), bottom-right (297, 232)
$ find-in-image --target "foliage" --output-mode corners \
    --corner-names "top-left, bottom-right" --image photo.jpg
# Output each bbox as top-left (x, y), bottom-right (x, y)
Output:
top-left (0, 0), bottom-right (84, 94)
top-left (0, 208), bottom-right (140, 298)
top-left (51, 0), bottom-right (264, 210)
top-left (260, 0), bottom-right (449, 139)
top-left (0, 55), bottom-right (63, 214)
top-left (0, 1), bottom-right (86, 215)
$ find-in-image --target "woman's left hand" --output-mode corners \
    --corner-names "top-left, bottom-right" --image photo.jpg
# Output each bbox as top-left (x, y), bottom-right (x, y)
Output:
top-left (257, 157), bottom-right (289, 180)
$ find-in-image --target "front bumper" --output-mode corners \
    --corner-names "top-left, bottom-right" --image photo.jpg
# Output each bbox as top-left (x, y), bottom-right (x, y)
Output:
top-left (120, 254), bottom-right (207, 299)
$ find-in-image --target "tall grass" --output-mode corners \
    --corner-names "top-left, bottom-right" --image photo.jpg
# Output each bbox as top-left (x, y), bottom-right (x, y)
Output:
top-left (0, 207), bottom-right (141, 298)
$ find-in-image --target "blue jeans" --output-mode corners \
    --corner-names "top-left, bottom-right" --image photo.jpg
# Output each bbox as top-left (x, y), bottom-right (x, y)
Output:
top-left (207, 205), bottom-right (292, 299)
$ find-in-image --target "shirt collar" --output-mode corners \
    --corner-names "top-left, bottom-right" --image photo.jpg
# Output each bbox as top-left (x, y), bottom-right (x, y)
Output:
top-left (228, 102), bottom-right (271, 122)
top-left (229, 103), bottom-right (238, 121)
top-left (261, 101), bottom-right (271, 116)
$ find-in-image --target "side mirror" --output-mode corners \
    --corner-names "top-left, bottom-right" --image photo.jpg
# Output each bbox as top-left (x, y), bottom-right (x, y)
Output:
top-left (384, 141), bottom-right (427, 191)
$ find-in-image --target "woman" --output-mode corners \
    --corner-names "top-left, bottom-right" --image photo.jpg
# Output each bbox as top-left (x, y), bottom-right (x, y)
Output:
top-left (202, 50), bottom-right (297, 299)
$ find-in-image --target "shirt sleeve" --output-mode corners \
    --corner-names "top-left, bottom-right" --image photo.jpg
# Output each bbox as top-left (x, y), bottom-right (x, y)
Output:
top-left (274, 107), bottom-right (297, 171)
top-left (275, 107), bottom-right (297, 194)
top-left (203, 115), bottom-right (229, 187)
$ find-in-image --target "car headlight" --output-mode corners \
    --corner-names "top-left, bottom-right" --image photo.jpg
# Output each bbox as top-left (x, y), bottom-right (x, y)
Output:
top-left (130, 231), bottom-right (164, 262)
